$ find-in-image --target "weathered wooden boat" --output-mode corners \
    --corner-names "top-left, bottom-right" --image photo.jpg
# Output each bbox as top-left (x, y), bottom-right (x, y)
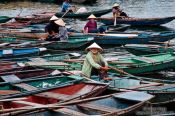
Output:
top-left (0, 21), bottom-right (30, 29)
top-left (93, 31), bottom-right (175, 46)
top-left (108, 52), bottom-right (175, 74)
top-left (0, 16), bottom-right (12, 23)
top-left (70, 31), bottom-right (175, 46)
top-left (44, 36), bottom-right (93, 50)
top-left (15, 15), bottom-right (50, 24)
top-left (98, 16), bottom-right (175, 26)
top-left (124, 44), bottom-right (175, 55)
top-left (0, 91), bottom-right (153, 116)
top-left (0, 47), bottom-right (47, 59)
top-left (55, 9), bottom-right (111, 18)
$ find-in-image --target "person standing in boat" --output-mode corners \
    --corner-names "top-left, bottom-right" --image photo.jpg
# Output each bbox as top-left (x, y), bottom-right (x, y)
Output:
top-left (81, 43), bottom-right (112, 80)
top-left (61, 0), bottom-right (75, 13)
top-left (84, 14), bottom-right (106, 33)
top-left (46, 19), bottom-right (68, 41)
top-left (45, 15), bottom-right (59, 36)
top-left (112, 3), bottom-right (128, 18)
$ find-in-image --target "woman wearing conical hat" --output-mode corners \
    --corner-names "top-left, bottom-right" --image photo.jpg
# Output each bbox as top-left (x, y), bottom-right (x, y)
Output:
top-left (45, 15), bottom-right (59, 35)
top-left (84, 14), bottom-right (106, 33)
top-left (82, 43), bottom-right (112, 80)
top-left (112, 3), bottom-right (128, 18)
top-left (45, 19), bottom-right (68, 41)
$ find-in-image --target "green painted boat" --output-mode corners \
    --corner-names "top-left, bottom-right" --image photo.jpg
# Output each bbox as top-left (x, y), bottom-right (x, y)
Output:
top-left (44, 36), bottom-right (93, 50)
top-left (109, 52), bottom-right (175, 74)
top-left (0, 75), bottom-right (83, 94)
top-left (124, 44), bottom-right (174, 55)
top-left (0, 16), bottom-right (12, 23)
top-left (55, 9), bottom-right (111, 18)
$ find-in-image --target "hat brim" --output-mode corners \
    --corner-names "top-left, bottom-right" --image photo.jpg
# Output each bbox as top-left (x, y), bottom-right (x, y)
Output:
top-left (86, 47), bottom-right (103, 52)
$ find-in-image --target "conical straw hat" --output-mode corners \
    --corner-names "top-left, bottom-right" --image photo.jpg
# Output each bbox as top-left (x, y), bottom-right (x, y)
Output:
top-left (113, 3), bottom-right (119, 7)
top-left (54, 19), bottom-right (66, 26)
top-left (87, 14), bottom-right (96, 19)
top-left (86, 42), bottom-right (103, 52)
top-left (50, 15), bottom-right (59, 21)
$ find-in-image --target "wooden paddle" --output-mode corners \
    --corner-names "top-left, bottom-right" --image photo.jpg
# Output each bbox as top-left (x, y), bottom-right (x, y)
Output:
top-left (61, 9), bottom-right (70, 18)
top-left (114, 13), bottom-right (117, 26)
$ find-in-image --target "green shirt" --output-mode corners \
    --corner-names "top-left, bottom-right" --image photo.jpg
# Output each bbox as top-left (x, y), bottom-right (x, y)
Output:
top-left (81, 51), bottom-right (108, 78)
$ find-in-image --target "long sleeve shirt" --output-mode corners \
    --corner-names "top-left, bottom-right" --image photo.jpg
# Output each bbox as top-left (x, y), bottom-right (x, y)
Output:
top-left (84, 21), bottom-right (97, 33)
top-left (81, 52), bottom-right (108, 78)
top-left (61, 2), bottom-right (71, 12)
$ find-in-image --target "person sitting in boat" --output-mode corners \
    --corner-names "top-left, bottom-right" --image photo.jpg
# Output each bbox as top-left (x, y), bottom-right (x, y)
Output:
top-left (46, 19), bottom-right (68, 41)
top-left (61, 0), bottom-right (75, 13)
top-left (112, 3), bottom-right (128, 18)
top-left (81, 42), bottom-right (112, 80)
top-left (45, 15), bottom-right (59, 36)
top-left (84, 14), bottom-right (106, 33)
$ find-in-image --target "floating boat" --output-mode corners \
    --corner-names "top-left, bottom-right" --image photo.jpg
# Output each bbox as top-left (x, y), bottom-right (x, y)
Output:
top-left (109, 52), bottom-right (175, 74)
top-left (0, 21), bottom-right (30, 29)
top-left (71, 0), bottom-right (97, 4)
top-left (44, 36), bottom-right (93, 50)
top-left (2, 91), bottom-right (154, 116)
top-left (70, 31), bottom-right (175, 46)
top-left (55, 9), bottom-right (111, 18)
top-left (124, 44), bottom-right (174, 55)
top-left (0, 47), bottom-right (47, 59)
top-left (1, 82), bottom-right (108, 101)
top-left (15, 15), bottom-right (50, 24)
top-left (0, 16), bottom-right (12, 23)
top-left (98, 16), bottom-right (175, 26)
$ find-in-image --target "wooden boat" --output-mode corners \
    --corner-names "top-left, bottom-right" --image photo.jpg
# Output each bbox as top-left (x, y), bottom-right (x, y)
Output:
top-left (0, 21), bottom-right (30, 29)
top-left (44, 36), bottom-right (93, 50)
top-left (55, 9), bottom-right (111, 18)
top-left (108, 52), bottom-right (175, 74)
top-left (71, 0), bottom-right (97, 4)
top-left (0, 82), bottom-right (108, 102)
top-left (0, 91), bottom-right (153, 116)
top-left (0, 47), bottom-right (47, 59)
top-left (98, 16), bottom-right (175, 26)
top-left (0, 16), bottom-right (12, 23)
top-left (93, 31), bottom-right (175, 46)
top-left (70, 31), bottom-right (175, 46)
top-left (15, 15), bottom-right (50, 24)
top-left (124, 44), bottom-right (175, 55)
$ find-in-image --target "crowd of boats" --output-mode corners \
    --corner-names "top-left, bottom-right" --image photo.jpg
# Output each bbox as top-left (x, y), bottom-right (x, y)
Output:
top-left (0, 1), bottom-right (175, 116)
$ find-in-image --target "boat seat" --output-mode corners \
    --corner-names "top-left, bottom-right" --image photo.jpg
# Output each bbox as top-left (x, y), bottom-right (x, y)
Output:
top-left (12, 100), bottom-right (45, 107)
top-left (14, 83), bottom-right (38, 91)
top-left (1, 74), bottom-right (21, 82)
top-left (26, 61), bottom-right (69, 66)
top-left (54, 108), bottom-right (89, 116)
top-left (133, 57), bottom-right (156, 63)
top-left (77, 103), bottom-right (120, 113)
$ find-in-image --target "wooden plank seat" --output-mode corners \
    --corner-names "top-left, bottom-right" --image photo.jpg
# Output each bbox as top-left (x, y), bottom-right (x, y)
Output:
top-left (54, 108), bottom-right (89, 116)
top-left (77, 103), bottom-right (120, 113)
top-left (133, 57), bottom-right (156, 63)
top-left (26, 61), bottom-right (69, 66)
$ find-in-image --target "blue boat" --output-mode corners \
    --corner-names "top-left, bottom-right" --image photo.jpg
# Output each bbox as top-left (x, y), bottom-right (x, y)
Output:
top-left (98, 16), bottom-right (175, 26)
top-left (0, 47), bottom-right (47, 58)
top-left (93, 31), bottom-right (175, 46)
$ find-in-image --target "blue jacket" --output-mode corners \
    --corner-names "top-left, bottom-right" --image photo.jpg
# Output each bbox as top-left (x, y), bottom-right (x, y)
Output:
top-left (61, 2), bottom-right (71, 12)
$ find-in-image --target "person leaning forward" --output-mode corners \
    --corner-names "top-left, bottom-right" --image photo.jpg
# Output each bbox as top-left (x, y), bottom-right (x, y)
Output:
top-left (81, 43), bottom-right (112, 80)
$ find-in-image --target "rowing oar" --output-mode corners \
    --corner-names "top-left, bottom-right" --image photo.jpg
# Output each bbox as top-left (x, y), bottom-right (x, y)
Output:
top-left (114, 13), bottom-right (117, 26)
top-left (61, 9), bottom-right (70, 18)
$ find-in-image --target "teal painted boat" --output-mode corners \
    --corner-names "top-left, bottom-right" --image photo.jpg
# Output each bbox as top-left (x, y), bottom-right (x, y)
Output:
top-left (55, 9), bottom-right (111, 18)
top-left (109, 52), bottom-right (175, 74)
top-left (0, 16), bottom-right (12, 23)
top-left (124, 44), bottom-right (174, 55)
top-left (44, 36), bottom-right (93, 50)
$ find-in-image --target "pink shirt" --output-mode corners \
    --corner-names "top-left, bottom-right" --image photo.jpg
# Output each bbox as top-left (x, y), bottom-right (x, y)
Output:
top-left (84, 21), bottom-right (97, 32)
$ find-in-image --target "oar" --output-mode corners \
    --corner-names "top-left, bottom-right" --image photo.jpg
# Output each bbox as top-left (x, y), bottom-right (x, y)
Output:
top-left (114, 13), bottom-right (117, 26)
top-left (61, 9), bottom-right (70, 18)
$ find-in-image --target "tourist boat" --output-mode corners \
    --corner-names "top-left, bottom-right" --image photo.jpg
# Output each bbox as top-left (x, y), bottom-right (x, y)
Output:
top-left (108, 52), bottom-right (175, 74)
top-left (98, 16), bottom-right (175, 26)
top-left (55, 9), bottom-right (111, 18)
top-left (0, 47), bottom-right (47, 58)
top-left (124, 44), bottom-right (175, 55)
top-left (0, 16), bottom-right (12, 23)
top-left (0, 21), bottom-right (30, 29)
top-left (0, 91), bottom-right (153, 116)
